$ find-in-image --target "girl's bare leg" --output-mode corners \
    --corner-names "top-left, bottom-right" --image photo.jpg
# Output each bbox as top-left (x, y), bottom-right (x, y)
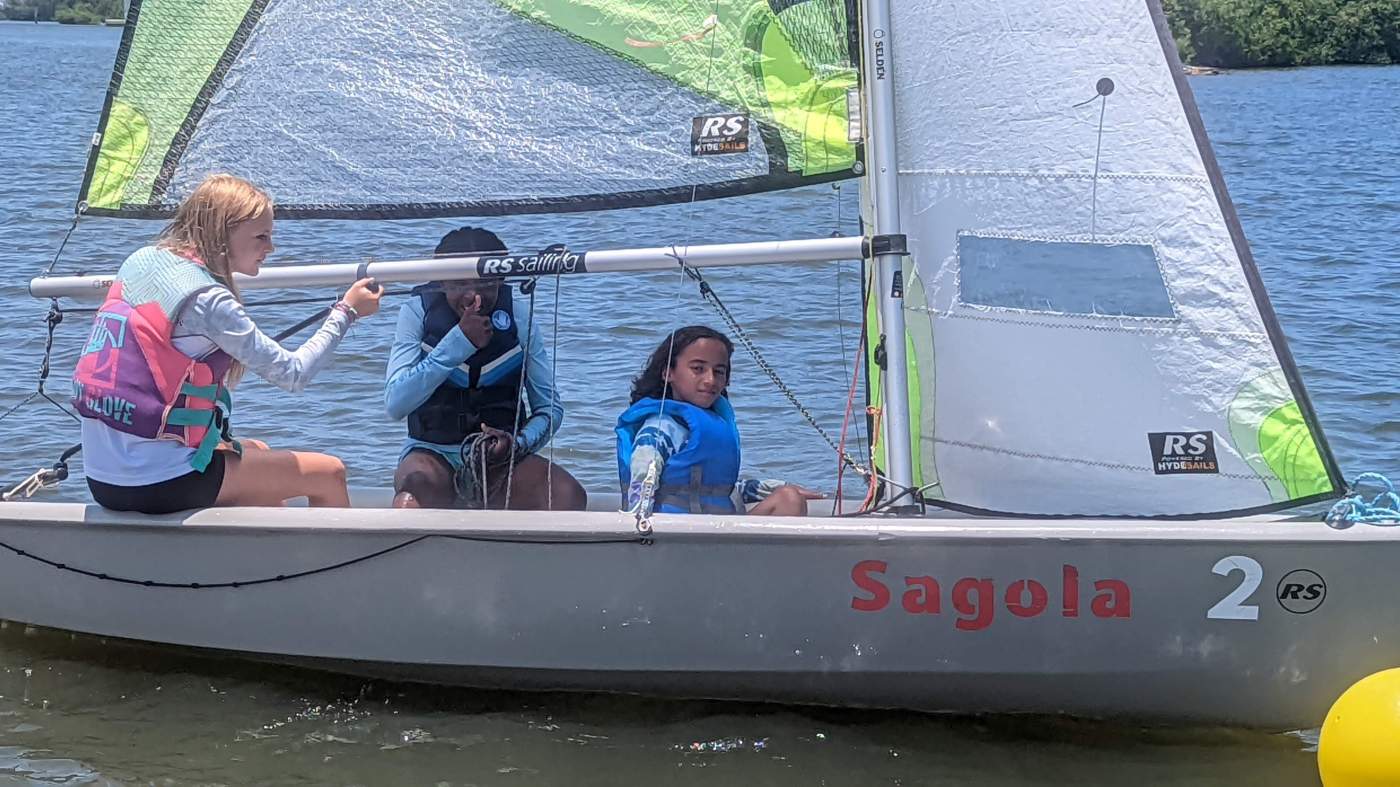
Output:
top-left (748, 484), bottom-right (821, 517)
top-left (216, 448), bottom-right (349, 507)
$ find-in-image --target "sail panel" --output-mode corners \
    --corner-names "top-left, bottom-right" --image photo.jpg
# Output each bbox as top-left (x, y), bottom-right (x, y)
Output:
top-left (79, 0), bottom-right (859, 218)
top-left (877, 0), bottom-right (1342, 516)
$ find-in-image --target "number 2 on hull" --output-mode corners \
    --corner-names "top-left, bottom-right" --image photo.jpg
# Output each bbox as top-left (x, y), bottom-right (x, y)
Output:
top-left (1207, 555), bottom-right (1263, 621)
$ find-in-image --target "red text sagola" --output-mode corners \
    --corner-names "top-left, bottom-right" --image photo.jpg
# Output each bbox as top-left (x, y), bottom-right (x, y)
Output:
top-left (850, 561), bottom-right (1132, 631)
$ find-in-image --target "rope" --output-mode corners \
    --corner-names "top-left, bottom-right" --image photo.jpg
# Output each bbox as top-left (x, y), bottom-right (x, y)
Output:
top-left (456, 432), bottom-right (491, 509)
top-left (626, 0), bottom-right (723, 536)
top-left (40, 208), bottom-right (84, 278)
top-left (37, 302), bottom-right (79, 423)
top-left (0, 393), bottom-right (37, 426)
top-left (0, 210), bottom-right (87, 499)
top-left (504, 282), bottom-right (540, 510)
top-left (1326, 473), bottom-right (1400, 526)
top-left (0, 530), bottom-right (647, 589)
top-left (59, 288), bottom-right (415, 317)
top-left (547, 271), bottom-right (562, 512)
top-left (834, 270), bottom-right (872, 515)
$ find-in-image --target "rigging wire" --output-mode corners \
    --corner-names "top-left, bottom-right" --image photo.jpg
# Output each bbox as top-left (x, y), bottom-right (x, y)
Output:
top-left (1, 211), bottom-right (89, 499)
top-left (503, 280), bottom-right (540, 510)
top-left (41, 207), bottom-right (84, 278)
top-left (834, 264), bottom-right (873, 514)
top-left (547, 271), bottom-right (562, 512)
top-left (644, 0), bottom-right (923, 517)
top-left (629, 0), bottom-right (729, 532)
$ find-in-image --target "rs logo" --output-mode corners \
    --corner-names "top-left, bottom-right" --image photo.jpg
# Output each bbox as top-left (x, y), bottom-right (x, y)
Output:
top-left (1162, 433), bottom-right (1209, 455)
top-left (1275, 569), bottom-right (1326, 614)
top-left (1207, 558), bottom-right (1327, 619)
top-left (698, 115), bottom-right (745, 138)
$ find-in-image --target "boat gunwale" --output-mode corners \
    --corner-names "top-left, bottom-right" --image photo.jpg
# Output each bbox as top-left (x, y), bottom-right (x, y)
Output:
top-left (0, 500), bottom-right (1385, 544)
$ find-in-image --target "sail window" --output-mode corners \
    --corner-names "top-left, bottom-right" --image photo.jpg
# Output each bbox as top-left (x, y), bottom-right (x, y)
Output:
top-left (956, 233), bottom-right (1176, 319)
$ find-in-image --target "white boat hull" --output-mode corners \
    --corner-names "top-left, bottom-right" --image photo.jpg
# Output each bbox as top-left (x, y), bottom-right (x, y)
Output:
top-left (1, 498), bottom-right (1395, 729)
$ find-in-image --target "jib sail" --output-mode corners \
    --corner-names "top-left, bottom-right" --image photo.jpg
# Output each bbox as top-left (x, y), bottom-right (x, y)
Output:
top-left (865, 0), bottom-right (1343, 517)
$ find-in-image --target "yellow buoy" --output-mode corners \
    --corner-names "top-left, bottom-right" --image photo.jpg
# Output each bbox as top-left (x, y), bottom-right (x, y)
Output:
top-left (1319, 668), bottom-right (1400, 787)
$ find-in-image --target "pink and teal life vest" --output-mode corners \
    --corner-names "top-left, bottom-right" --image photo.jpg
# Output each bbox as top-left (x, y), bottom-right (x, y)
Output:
top-left (72, 246), bottom-right (235, 472)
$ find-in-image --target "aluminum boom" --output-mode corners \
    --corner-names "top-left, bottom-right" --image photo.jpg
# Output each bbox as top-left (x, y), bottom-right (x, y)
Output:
top-left (28, 236), bottom-right (867, 301)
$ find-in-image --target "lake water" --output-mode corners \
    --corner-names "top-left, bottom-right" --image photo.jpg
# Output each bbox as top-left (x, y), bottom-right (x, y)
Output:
top-left (1, 20), bottom-right (1397, 786)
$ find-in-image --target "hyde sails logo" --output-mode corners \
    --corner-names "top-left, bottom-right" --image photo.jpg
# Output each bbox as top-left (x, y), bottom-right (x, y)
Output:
top-left (691, 113), bottom-right (749, 156)
top-left (1148, 431), bottom-right (1219, 475)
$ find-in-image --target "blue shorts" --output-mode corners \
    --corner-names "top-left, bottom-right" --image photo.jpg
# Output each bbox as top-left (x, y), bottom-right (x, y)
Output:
top-left (399, 439), bottom-right (464, 471)
top-left (400, 439), bottom-right (505, 508)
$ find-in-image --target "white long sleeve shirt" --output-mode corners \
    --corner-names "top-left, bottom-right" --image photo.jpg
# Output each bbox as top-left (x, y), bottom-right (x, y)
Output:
top-left (81, 286), bottom-right (351, 485)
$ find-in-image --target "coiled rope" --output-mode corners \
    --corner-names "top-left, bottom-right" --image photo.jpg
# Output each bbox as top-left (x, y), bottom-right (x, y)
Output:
top-left (1326, 473), bottom-right (1400, 526)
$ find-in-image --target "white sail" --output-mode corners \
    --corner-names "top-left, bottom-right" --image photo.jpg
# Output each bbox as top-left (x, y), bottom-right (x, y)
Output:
top-left (875, 0), bottom-right (1342, 516)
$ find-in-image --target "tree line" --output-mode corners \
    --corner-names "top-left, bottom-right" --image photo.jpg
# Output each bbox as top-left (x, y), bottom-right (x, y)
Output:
top-left (5, 0), bottom-right (1399, 68)
top-left (1163, 0), bottom-right (1398, 66)
top-left (2, 0), bottom-right (123, 25)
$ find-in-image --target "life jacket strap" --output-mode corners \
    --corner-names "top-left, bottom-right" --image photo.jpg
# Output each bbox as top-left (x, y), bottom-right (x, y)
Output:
top-left (180, 381), bottom-right (234, 435)
top-left (167, 406), bottom-right (222, 472)
top-left (180, 382), bottom-right (220, 400)
top-left (657, 466), bottom-right (735, 514)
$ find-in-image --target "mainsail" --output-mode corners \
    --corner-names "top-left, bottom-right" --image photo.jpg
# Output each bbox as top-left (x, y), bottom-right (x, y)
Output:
top-left (867, 0), bottom-right (1344, 516)
top-left (78, 0), bottom-right (860, 218)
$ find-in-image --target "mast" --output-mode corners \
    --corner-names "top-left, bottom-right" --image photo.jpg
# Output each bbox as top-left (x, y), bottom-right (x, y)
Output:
top-left (860, 0), bottom-right (916, 508)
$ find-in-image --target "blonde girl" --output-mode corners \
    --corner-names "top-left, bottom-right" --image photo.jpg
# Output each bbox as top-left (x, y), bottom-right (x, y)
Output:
top-left (72, 174), bottom-right (381, 513)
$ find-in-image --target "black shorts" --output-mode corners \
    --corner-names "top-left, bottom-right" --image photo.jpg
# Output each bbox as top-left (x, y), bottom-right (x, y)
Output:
top-left (87, 450), bottom-right (227, 514)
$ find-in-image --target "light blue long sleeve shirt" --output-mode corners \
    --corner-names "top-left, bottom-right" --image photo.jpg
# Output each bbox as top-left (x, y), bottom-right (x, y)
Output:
top-left (384, 294), bottom-right (562, 459)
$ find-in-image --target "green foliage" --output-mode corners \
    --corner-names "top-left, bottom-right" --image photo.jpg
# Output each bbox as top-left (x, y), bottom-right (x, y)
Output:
top-left (3, 0), bottom-right (1393, 64)
top-left (2, 0), bottom-right (124, 24)
top-left (1165, 0), bottom-right (1400, 67)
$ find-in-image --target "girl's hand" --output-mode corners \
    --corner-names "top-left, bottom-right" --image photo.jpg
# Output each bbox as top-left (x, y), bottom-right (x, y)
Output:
top-left (342, 278), bottom-right (383, 317)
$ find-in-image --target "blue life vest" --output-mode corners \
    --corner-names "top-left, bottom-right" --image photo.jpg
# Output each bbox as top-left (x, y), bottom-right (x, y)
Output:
top-left (616, 396), bottom-right (741, 514)
top-left (407, 283), bottom-right (526, 444)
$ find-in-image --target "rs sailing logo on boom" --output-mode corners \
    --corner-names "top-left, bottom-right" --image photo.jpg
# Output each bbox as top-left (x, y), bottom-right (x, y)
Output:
top-left (476, 244), bottom-right (586, 277)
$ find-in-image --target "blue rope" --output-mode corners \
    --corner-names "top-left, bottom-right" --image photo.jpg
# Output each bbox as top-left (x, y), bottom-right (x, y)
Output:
top-left (1326, 473), bottom-right (1400, 527)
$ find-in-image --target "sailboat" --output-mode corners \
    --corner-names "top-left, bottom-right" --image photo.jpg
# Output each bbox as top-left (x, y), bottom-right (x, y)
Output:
top-left (1, 0), bottom-right (1395, 729)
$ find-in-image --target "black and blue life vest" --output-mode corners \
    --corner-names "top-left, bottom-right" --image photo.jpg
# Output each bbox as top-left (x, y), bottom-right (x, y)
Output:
top-left (407, 283), bottom-right (526, 445)
top-left (616, 396), bottom-right (742, 514)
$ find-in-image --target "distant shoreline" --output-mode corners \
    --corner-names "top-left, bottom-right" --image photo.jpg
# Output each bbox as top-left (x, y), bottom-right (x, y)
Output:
top-left (4, 0), bottom-right (1398, 71)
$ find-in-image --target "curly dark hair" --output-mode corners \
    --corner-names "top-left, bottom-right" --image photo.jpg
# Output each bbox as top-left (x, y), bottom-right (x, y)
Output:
top-left (629, 326), bottom-right (734, 404)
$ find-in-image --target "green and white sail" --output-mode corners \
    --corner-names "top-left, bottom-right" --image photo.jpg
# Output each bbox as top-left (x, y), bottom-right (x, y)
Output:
top-left (866, 0), bottom-right (1343, 517)
top-left (76, 0), bottom-right (1343, 518)
top-left (78, 0), bottom-right (860, 218)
